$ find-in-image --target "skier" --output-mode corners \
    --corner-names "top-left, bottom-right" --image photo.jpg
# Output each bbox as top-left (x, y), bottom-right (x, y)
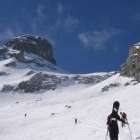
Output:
top-left (74, 118), bottom-right (78, 124)
top-left (107, 101), bottom-right (127, 140)
top-left (25, 113), bottom-right (27, 118)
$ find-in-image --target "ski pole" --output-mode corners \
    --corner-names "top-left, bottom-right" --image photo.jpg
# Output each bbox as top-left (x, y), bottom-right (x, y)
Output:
top-left (128, 123), bottom-right (133, 140)
top-left (126, 119), bottom-right (133, 140)
top-left (105, 127), bottom-right (108, 140)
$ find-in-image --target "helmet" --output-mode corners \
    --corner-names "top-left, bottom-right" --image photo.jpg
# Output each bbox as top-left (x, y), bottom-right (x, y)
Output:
top-left (113, 101), bottom-right (120, 111)
top-left (113, 101), bottom-right (120, 107)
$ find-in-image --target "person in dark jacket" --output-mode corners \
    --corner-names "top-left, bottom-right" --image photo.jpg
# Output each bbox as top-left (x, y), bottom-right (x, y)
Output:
top-left (107, 101), bottom-right (126, 140)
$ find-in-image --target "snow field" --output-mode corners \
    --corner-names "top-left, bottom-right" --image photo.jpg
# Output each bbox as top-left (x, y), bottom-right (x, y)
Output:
top-left (0, 74), bottom-right (140, 140)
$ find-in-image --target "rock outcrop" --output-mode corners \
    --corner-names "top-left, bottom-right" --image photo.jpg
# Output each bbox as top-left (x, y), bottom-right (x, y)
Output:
top-left (0, 47), bottom-right (8, 60)
top-left (121, 42), bottom-right (140, 81)
top-left (1, 72), bottom-right (114, 93)
top-left (101, 83), bottom-right (120, 92)
top-left (4, 35), bottom-right (56, 64)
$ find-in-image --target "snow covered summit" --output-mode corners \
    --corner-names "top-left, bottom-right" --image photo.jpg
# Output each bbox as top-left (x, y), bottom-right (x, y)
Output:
top-left (4, 34), bottom-right (56, 64)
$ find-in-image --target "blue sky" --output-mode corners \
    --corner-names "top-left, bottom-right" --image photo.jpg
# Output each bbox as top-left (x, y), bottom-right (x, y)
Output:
top-left (0, 0), bottom-right (140, 73)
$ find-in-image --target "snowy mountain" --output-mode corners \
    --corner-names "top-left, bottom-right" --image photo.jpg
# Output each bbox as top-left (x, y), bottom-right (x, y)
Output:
top-left (0, 36), bottom-right (140, 140)
top-left (0, 35), bottom-right (114, 93)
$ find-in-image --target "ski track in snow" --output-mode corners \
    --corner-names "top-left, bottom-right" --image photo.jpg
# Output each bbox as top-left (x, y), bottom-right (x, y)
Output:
top-left (0, 74), bottom-right (140, 140)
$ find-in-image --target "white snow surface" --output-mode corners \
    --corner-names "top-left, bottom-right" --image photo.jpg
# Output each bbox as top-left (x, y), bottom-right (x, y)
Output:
top-left (0, 73), bottom-right (140, 140)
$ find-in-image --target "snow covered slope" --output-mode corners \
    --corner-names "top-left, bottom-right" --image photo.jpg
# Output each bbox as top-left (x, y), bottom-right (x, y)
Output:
top-left (0, 74), bottom-right (140, 140)
top-left (0, 55), bottom-right (114, 93)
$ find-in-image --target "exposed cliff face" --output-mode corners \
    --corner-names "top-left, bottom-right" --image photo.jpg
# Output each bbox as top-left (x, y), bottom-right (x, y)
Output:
top-left (121, 42), bottom-right (140, 81)
top-left (4, 35), bottom-right (56, 64)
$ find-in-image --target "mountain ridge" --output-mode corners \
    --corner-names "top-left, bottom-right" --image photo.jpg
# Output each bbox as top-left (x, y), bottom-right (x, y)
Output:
top-left (0, 35), bottom-right (115, 93)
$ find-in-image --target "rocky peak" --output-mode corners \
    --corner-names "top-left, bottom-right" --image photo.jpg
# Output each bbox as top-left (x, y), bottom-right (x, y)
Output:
top-left (129, 43), bottom-right (140, 56)
top-left (121, 43), bottom-right (140, 81)
top-left (4, 34), bottom-right (56, 64)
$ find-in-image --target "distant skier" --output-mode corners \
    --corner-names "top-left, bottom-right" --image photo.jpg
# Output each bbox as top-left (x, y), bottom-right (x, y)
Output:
top-left (25, 113), bottom-right (27, 118)
top-left (74, 118), bottom-right (78, 124)
top-left (107, 101), bottom-right (127, 140)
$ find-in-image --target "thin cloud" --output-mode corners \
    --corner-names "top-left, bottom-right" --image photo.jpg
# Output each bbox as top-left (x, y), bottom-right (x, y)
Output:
top-left (78, 29), bottom-right (121, 51)
top-left (57, 3), bottom-right (64, 14)
top-left (36, 4), bottom-right (47, 24)
top-left (0, 22), bottom-right (26, 42)
top-left (64, 16), bottom-right (79, 31)
top-left (32, 3), bottom-right (79, 34)
top-left (37, 5), bottom-right (45, 18)
top-left (54, 15), bottom-right (79, 33)
top-left (30, 4), bottom-right (48, 35)
top-left (55, 3), bottom-right (79, 32)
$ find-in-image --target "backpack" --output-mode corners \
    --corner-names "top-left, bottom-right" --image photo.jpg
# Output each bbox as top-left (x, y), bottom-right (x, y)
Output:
top-left (107, 114), bottom-right (118, 129)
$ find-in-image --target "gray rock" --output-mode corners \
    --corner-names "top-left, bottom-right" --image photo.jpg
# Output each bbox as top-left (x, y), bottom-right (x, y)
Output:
top-left (124, 82), bottom-right (130, 86)
top-left (0, 47), bottom-right (8, 60)
top-left (26, 71), bottom-right (35, 76)
top-left (121, 43), bottom-right (140, 81)
top-left (65, 105), bottom-right (72, 109)
top-left (133, 82), bottom-right (139, 85)
top-left (15, 73), bottom-right (58, 92)
top-left (102, 86), bottom-right (109, 92)
top-left (5, 35), bottom-right (56, 64)
top-left (0, 71), bottom-right (8, 76)
top-left (1, 85), bottom-right (15, 92)
top-left (72, 74), bottom-right (111, 85)
top-left (109, 83), bottom-right (120, 87)
top-left (5, 61), bottom-right (16, 67)
top-left (15, 73), bottom-right (113, 93)
top-left (8, 51), bottom-right (25, 61)
top-left (102, 83), bottom-right (120, 92)
top-left (1, 72), bottom-right (113, 93)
